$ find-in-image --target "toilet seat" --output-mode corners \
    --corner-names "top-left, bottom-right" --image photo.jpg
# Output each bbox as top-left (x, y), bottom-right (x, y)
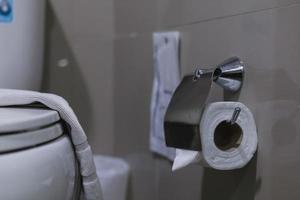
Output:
top-left (0, 107), bottom-right (63, 152)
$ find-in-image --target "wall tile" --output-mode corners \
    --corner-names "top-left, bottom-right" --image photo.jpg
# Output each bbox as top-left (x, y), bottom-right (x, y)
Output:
top-left (113, 33), bottom-right (153, 154)
top-left (47, 0), bottom-right (74, 38)
top-left (45, 0), bottom-right (300, 199)
top-left (113, 33), bottom-right (156, 200)
top-left (114, 0), bottom-right (300, 35)
top-left (157, 0), bottom-right (300, 28)
top-left (70, 37), bottom-right (114, 154)
top-left (113, 3), bottom-right (300, 200)
top-left (176, 4), bottom-right (300, 200)
top-left (114, 0), bottom-right (159, 35)
top-left (73, 0), bottom-right (114, 38)
top-left (44, 0), bottom-right (115, 154)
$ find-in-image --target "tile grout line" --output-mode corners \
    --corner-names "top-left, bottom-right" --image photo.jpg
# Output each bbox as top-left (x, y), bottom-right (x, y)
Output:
top-left (168, 1), bottom-right (300, 29)
top-left (114, 1), bottom-right (300, 40)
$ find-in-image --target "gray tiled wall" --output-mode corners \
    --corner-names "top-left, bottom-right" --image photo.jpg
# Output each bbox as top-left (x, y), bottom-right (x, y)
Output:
top-left (113, 1), bottom-right (300, 200)
top-left (43, 0), bottom-right (115, 154)
top-left (44, 0), bottom-right (300, 199)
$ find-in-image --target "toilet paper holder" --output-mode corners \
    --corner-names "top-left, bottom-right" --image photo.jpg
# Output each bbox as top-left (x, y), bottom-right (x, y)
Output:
top-left (164, 57), bottom-right (245, 150)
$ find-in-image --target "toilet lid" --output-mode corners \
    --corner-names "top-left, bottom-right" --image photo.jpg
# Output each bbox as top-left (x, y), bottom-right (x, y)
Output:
top-left (0, 107), bottom-right (64, 152)
top-left (0, 107), bottom-right (60, 133)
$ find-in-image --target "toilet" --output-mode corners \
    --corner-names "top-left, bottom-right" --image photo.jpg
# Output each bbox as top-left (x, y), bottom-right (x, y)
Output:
top-left (0, 106), bottom-right (81, 200)
top-left (0, 106), bottom-right (131, 200)
top-left (0, 1), bottom-right (83, 199)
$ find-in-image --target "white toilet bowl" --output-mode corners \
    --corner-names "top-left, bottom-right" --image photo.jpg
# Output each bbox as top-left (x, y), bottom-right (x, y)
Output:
top-left (0, 106), bottom-right (80, 200)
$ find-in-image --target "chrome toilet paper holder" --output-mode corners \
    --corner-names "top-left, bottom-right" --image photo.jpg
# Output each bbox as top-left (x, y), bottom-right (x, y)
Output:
top-left (164, 57), bottom-right (245, 150)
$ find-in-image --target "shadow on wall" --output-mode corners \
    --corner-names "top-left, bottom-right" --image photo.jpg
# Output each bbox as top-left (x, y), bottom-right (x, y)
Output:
top-left (41, 1), bottom-right (93, 135)
top-left (201, 154), bottom-right (260, 200)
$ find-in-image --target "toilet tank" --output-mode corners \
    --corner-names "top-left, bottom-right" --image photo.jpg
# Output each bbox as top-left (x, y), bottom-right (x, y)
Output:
top-left (0, 0), bottom-right (45, 90)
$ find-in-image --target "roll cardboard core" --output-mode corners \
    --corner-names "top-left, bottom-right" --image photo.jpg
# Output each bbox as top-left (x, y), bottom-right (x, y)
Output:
top-left (214, 121), bottom-right (243, 151)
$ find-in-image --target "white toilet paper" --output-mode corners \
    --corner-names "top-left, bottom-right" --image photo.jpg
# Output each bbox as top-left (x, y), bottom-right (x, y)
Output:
top-left (172, 102), bottom-right (257, 171)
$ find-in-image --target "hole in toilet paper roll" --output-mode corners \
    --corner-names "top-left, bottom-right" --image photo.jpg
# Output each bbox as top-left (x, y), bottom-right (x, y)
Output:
top-left (214, 121), bottom-right (243, 151)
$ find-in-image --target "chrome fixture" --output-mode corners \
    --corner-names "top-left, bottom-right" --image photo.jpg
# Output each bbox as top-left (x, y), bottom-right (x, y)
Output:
top-left (164, 57), bottom-right (245, 150)
top-left (229, 107), bottom-right (241, 125)
top-left (193, 57), bottom-right (245, 93)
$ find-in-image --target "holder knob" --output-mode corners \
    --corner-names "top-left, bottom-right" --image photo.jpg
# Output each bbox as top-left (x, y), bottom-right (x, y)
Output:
top-left (213, 57), bottom-right (244, 92)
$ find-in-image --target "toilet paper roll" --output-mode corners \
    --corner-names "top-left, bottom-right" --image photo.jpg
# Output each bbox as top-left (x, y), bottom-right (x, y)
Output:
top-left (172, 101), bottom-right (257, 171)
